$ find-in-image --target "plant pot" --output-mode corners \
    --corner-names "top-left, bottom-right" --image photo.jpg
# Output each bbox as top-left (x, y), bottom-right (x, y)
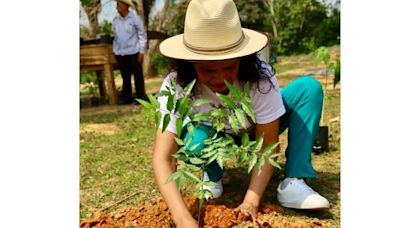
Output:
top-left (100, 35), bottom-right (113, 44)
top-left (313, 126), bottom-right (329, 154)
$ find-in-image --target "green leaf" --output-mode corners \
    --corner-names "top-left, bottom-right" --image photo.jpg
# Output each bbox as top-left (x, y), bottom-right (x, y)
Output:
top-left (189, 157), bottom-right (205, 165)
top-left (148, 94), bottom-right (159, 108)
top-left (225, 81), bottom-right (241, 100)
top-left (253, 135), bottom-right (264, 153)
top-left (206, 152), bottom-right (219, 165)
top-left (262, 142), bottom-right (279, 156)
top-left (235, 109), bottom-right (247, 128)
top-left (167, 94), bottom-right (174, 112)
top-left (165, 171), bottom-right (182, 184)
top-left (189, 143), bottom-right (200, 152)
top-left (241, 134), bottom-right (250, 147)
top-left (191, 113), bottom-right (211, 123)
top-left (244, 82), bottom-right (251, 96)
top-left (183, 80), bottom-right (196, 97)
top-left (162, 114), bottom-right (171, 132)
top-left (228, 115), bottom-right (239, 134)
top-left (193, 99), bottom-right (212, 107)
top-left (217, 156), bottom-right (224, 170)
top-left (247, 153), bottom-right (258, 173)
top-left (175, 175), bottom-right (186, 190)
top-left (256, 156), bottom-right (266, 175)
top-left (155, 90), bottom-right (170, 98)
top-left (216, 93), bottom-right (236, 109)
top-left (176, 118), bottom-right (183, 138)
top-left (201, 150), bottom-right (218, 159)
top-left (242, 102), bottom-right (255, 123)
top-left (187, 123), bottom-right (194, 138)
top-left (268, 157), bottom-right (282, 169)
top-left (155, 112), bottom-right (161, 129)
top-left (238, 151), bottom-right (247, 164)
top-left (211, 108), bottom-right (228, 118)
top-left (333, 59), bottom-right (340, 88)
top-left (175, 137), bottom-right (184, 146)
top-left (135, 99), bottom-right (153, 109)
top-left (183, 171), bottom-right (201, 183)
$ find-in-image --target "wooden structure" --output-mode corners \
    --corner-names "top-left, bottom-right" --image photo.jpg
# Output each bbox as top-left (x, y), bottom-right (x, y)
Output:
top-left (80, 44), bottom-right (118, 105)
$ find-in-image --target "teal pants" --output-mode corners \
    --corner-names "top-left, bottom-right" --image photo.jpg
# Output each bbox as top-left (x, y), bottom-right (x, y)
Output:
top-left (182, 76), bottom-right (323, 181)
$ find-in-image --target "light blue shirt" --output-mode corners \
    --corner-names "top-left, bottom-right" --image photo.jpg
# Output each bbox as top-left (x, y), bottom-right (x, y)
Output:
top-left (112, 11), bottom-right (147, 55)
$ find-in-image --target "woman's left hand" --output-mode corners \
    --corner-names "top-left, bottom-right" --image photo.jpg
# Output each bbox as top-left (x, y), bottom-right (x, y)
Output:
top-left (233, 201), bottom-right (258, 223)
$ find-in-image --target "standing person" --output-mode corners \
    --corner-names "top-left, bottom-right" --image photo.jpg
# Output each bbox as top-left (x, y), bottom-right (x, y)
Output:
top-left (112, 0), bottom-right (147, 105)
top-left (153, 0), bottom-right (330, 227)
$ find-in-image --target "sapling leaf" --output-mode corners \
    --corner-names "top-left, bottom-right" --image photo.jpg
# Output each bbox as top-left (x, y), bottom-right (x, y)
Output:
top-left (262, 142), bottom-right (280, 156)
top-left (256, 156), bottom-right (266, 175)
top-left (228, 115), bottom-right (239, 134)
top-left (176, 118), bottom-right (183, 138)
top-left (187, 123), bottom-right (194, 138)
top-left (135, 99), bottom-right (152, 109)
top-left (175, 175), bottom-right (186, 190)
top-left (192, 113), bottom-right (211, 123)
top-left (155, 90), bottom-right (170, 98)
top-left (241, 134), bottom-right (250, 147)
top-left (162, 114), bottom-right (171, 132)
top-left (244, 82), bottom-right (250, 96)
top-left (183, 171), bottom-right (201, 183)
top-left (155, 112), bottom-right (161, 129)
top-left (268, 157), bottom-right (282, 169)
top-left (242, 102), bottom-right (255, 123)
top-left (201, 150), bottom-right (218, 159)
top-left (248, 153), bottom-right (258, 173)
top-left (183, 79), bottom-right (196, 97)
top-left (217, 156), bottom-right (224, 170)
top-left (189, 143), bottom-right (200, 152)
top-left (175, 137), bottom-right (184, 146)
top-left (165, 171), bottom-right (182, 184)
top-left (189, 157), bottom-right (206, 165)
top-left (254, 135), bottom-right (264, 153)
top-left (225, 81), bottom-right (241, 100)
top-left (211, 108), bottom-right (228, 118)
top-left (216, 93), bottom-right (236, 109)
top-left (166, 94), bottom-right (174, 112)
top-left (235, 109), bottom-right (247, 128)
top-left (193, 99), bottom-right (212, 107)
top-left (148, 93), bottom-right (159, 108)
top-left (206, 152), bottom-right (219, 165)
top-left (238, 151), bottom-right (247, 164)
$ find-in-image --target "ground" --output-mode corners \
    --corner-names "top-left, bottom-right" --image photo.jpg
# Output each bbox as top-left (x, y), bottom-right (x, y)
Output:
top-left (80, 45), bottom-right (340, 227)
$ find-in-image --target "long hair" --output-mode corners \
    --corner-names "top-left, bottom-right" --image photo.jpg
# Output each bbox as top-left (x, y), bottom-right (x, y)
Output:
top-left (170, 53), bottom-right (276, 95)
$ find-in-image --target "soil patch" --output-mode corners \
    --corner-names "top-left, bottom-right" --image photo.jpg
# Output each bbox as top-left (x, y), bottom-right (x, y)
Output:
top-left (80, 196), bottom-right (331, 227)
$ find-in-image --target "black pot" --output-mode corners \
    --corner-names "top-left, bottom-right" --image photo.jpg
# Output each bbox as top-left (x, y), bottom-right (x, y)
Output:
top-left (100, 35), bottom-right (113, 44)
top-left (313, 126), bottom-right (329, 154)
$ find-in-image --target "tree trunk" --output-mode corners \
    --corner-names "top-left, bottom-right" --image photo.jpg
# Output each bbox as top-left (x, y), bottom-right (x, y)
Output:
top-left (143, 0), bottom-right (170, 77)
top-left (267, 0), bottom-right (278, 39)
top-left (83, 0), bottom-right (102, 38)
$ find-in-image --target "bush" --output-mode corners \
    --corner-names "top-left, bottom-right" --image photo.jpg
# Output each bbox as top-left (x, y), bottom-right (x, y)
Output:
top-left (151, 52), bottom-right (170, 76)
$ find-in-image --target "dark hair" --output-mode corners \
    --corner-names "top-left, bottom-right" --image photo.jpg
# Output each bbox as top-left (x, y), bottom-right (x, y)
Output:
top-left (170, 53), bottom-right (276, 95)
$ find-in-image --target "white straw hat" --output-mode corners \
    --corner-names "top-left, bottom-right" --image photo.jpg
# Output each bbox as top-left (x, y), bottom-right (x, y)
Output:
top-left (160, 0), bottom-right (268, 61)
top-left (116, 0), bottom-right (134, 8)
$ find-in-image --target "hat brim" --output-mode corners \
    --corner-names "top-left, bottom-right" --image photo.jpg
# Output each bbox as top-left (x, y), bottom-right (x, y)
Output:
top-left (159, 28), bottom-right (269, 61)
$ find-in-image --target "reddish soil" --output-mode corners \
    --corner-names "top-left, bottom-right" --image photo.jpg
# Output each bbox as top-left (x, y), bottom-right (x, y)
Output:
top-left (80, 196), bottom-right (330, 228)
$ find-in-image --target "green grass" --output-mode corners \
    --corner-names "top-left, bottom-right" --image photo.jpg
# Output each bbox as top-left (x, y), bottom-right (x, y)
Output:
top-left (80, 110), bottom-right (159, 219)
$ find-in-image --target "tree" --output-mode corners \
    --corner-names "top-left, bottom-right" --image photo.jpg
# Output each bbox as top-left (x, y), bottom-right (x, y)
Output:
top-left (81, 0), bottom-right (102, 38)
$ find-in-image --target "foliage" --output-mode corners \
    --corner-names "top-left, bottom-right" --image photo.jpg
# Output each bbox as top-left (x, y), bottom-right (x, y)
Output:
top-left (100, 20), bottom-right (113, 36)
top-left (312, 46), bottom-right (340, 88)
top-left (80, 72), bottom-right (98, 96)
top-left (137, 79), bottom-right (282, 206)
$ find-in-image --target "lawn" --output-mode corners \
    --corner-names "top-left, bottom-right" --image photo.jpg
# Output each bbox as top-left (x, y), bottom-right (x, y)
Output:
top-left (80, 45), bottom-right (340, 227)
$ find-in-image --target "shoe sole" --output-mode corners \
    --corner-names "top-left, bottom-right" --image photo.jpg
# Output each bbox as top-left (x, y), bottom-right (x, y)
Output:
top-left (279, 201), bottom-right (330, 210)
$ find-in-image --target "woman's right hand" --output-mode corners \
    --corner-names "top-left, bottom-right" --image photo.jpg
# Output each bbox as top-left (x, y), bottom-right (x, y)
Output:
top-left (176, 216), bottom-right (199, 228)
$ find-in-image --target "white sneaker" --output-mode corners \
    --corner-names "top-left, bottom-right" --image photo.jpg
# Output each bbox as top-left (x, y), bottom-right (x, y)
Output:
top-left (277, 178), bottom-right (330, 209)
top-left (202, 172), bottom-right (223, 200)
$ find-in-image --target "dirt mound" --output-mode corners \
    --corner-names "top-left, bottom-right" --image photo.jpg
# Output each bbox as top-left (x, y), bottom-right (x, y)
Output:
top-left (80, 196), bottom-right (331, 228)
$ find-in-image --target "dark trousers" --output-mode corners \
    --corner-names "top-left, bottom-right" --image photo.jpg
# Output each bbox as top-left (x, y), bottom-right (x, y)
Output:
top-left (115, 53), bottom-right (146, 99)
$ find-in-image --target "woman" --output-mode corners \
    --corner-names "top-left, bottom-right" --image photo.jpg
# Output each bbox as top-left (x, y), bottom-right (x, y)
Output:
top-left (153, 0), bottom-right (330, 227)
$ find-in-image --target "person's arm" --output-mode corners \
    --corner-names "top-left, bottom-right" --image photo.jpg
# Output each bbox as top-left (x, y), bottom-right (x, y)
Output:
top-left (152, 129), bottom-right (198, 227)
top-left (234, 118), bottom-right (280, 221)
top-left (134, 14), bottom-right (147, 63)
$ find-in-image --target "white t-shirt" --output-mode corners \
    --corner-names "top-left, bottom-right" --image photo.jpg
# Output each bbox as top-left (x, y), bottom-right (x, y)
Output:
top-left (157, 60), bottom-right (286, 135)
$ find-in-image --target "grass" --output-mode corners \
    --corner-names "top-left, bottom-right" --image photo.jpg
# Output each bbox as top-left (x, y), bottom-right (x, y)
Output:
top-left (80, 45), bottom-right (340, 226)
